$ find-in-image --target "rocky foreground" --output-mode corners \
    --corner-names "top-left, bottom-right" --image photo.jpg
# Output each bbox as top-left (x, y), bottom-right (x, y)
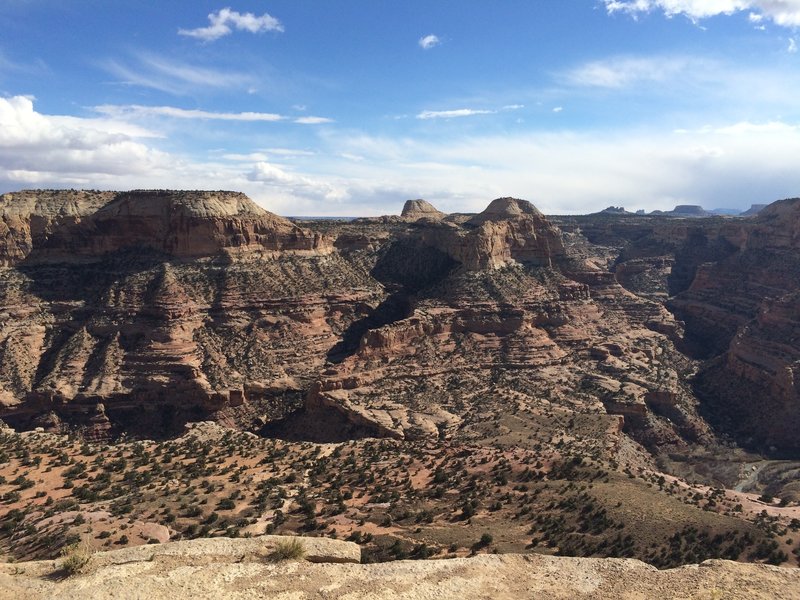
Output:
top-left (2, 535), bottom-right (799, 600)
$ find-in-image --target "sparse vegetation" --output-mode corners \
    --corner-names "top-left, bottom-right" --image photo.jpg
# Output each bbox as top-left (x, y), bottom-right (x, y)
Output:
top-left (268, 537), bottom-right (306, 562)
top-left (59, 541), bottom-right (93, 576)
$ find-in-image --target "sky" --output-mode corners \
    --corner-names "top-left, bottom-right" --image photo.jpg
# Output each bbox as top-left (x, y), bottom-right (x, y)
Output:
top-left (2, 1), bottom-right (800, 216)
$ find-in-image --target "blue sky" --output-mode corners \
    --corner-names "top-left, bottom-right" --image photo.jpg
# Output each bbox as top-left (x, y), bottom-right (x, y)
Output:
top-left (2, 1), bottom-right (800, 215)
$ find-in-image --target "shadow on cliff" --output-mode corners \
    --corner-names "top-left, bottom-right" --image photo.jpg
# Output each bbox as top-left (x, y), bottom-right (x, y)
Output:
top-left (325, 238), bottom-right (457, 363)
top-left (18, 248), bottom-right (171, 305)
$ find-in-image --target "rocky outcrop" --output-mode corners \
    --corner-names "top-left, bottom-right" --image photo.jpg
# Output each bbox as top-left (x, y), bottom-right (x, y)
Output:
top-left (0, 190), bottom-right (329, 266)
top-left (400, 199), bottom-right (445, 221)
top-left (651, 205), bottom-right (710, 217)
top-left (0, 190), bottom-right (115, 266)
top-left (564, 197), bottom-right (800, 455)
top-left (0, 191), bottom-right (713, 457)
top-left (742, 203), bottom-right (768, 216)
top-left (421, 198), bottom-right (566, 270)
top-left (2, 537), bottom-right (797, 600)
top-left (0, 190), bottom-right (367, 436)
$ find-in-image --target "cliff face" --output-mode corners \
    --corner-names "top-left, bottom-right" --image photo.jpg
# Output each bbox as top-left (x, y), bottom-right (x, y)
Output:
top-left (0, 190), bottom-right (328, 265)
top-left (285, 198), bottom-right (706, 455)
top-left (3, 189), bottom-right (800, 460)
top-left (400, 199), bottom-right (445, 221)
top-left (0, 190), bottom-right (115, 266)
top-left (0, 191), bottom-right (700, 457)
top-left (558, 198), bottom-right (800, 455)
top-left (420, 198), bottom-right (566, 270)
top-left (678, 199), bottom-right (800, 453)
top-left (0, 190), bottom-right (357, 437)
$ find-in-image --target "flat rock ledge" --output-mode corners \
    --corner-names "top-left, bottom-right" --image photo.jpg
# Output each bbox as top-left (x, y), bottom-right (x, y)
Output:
top-left (2, 536), bottom-right (799, 600)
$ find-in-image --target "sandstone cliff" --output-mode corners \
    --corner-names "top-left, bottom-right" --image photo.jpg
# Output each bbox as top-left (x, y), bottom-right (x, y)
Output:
top-left (419, 197), bottom-right (566, 270)
top-left (2, 189), bottom-right (329, 264)
top-left (0, 190), bottom-right (347, 436)
top-left (0, 191), bottom-right (712, 460)
top-left (556, 197), bottom-right (800, 455)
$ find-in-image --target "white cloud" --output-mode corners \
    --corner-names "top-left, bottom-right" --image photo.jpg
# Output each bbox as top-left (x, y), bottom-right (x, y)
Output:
top-left (294, 116), bottom-right (334, 124)
top-left (248, 161), bottom-right (296, 184)
top-left (247, 161), bottom-right (348, 204)
top-left (0, 95), bottom-right (173, 183)
top-left (5, 96), bottom-right (800, 217)
top-left (553, 106), bottom-right (564, 113)
top-left (214, 148), bottom-right (316, 160)
top-left (418, 34), bottom-right (441, 50)
top-left (416, 108), bottom-right (495, 119)
top-left (260, 148), bottom-right (316, 158)
top-left (789, 37), bottom-right (798, 52)
top-left (563, 56), bottom-right (700, 88)
top-left (682, 120), bottom-right (800, 134)
top-left (220, 152), bottom-right (271, 161)
top-left (95, 105), bottom-right (335, 126)
top-left (179, 8), bottom-right (283, 42)
top-left (102, 53), bottom-right (255, 95)
top-left (319, 123), bottom-right (800, 214)
top-left (95, 105), bottom-right (284, 122)
top-left (604, 0), bottom-right (800, 26)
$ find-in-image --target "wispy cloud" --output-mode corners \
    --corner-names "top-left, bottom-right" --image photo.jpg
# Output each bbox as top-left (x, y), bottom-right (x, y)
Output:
top-left (604, 1), bottom-right (800, 27)
top-left (678, 121), bottom-right (800, 135)
top-left (5, 94), bottom-right (800, 216)
top-left (0, 49), bottom-right (47, 76)
top-left (416, 108), bottom-right (495, 119)
top-left (95, 104), bottom-right (284, 122)
top-left (101, 52), bottom-right (255, 95)
top-left (179, 8), bottom-right (284, 42)
top-left (563, 55), bottom-right (701, 88)
top-left (294, 116), bottom-right (334, 124)
top-left (418, 34), bottom-right (441, 50)
top-left (789, 38), bottom-right (798, 53)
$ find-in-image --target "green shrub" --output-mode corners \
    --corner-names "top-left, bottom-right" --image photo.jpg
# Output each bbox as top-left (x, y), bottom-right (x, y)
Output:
top-left (268, 538), bottom-right (306, 562)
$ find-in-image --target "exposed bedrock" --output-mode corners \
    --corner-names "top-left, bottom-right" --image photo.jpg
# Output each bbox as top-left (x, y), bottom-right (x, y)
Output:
top-left (2, 189), bottom-right (798, 464)
top-left (0, 189), bottom-right (329, 266)
top-left (557, 198), bottom-right (800, 456)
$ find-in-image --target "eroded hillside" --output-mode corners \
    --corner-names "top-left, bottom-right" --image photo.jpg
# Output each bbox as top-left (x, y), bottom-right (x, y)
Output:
top-left (1, 189), bottom-right (800, 572)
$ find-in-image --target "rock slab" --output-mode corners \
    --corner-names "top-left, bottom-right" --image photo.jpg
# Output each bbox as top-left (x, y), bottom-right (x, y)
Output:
top-left (1, 537), bottom-right (798, 599)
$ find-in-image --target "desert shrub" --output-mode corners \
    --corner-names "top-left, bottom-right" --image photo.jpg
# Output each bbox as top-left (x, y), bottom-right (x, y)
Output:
top-left (268, 538), bottom-right (306, 562)
top-left (59, 542), bottom-right (93, 576)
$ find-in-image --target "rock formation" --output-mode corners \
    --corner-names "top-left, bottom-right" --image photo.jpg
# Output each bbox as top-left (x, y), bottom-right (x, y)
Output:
top-left (742, 203), bottom-right (768, 216)
top-left (2, 536), bottom-right (798, 599)
top-left (650, 205), bottom-right (710, 217)
top-left (0, 190), bottom-right (345, 437)
top-left (419, 197), bottom-right (567, 270)
top-left (557, 197), bottom-right (800, 455)
top-left (4, 190), bottom-right (800, 574)
top-left (400, 199), bottom-right (445, 221)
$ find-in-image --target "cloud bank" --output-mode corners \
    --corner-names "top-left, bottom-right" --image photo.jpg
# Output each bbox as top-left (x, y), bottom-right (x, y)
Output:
top-left (604, 0), bottom-right (800, 26)
top-left (3, 95), bottom-right (800, 217)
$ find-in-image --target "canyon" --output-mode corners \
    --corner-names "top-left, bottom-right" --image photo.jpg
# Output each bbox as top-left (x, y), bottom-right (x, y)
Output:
top-left (2, 189), bottom-right (800, 587)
